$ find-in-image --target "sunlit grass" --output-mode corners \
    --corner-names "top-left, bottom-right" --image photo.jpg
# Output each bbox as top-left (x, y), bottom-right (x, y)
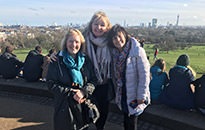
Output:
top-left (14, 49), bottom-right (49, 61)
top-left (145, 44), bottom-right (205, 78)
top-left (14, 45), bottom-right (205, 78)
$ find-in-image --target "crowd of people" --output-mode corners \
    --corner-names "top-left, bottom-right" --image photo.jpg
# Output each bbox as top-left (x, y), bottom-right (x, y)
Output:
top-left (0, 45), bottom-right (56, 81)
top-left (0, 11), bottom-right (204, 130)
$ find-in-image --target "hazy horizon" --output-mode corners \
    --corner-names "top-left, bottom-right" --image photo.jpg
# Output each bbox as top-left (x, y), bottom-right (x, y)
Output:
top-left (1, 0), bottom-right (205, 26)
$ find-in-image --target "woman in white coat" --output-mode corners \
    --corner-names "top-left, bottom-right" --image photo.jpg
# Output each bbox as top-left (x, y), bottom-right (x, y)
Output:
top-left (108, 24), bottom-right (150, 130)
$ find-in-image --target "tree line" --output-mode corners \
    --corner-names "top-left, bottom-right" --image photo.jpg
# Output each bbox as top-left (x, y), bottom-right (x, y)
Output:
top-left (127, 27), bottom-right (205, 53)
top-left (1, 27), bottom-right (205, 52)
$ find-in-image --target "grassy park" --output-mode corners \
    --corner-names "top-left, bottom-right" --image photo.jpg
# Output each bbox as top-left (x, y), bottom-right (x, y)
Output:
top-left (14, 48), bottom-right (49, 61)
top-left (145, 44), bottom-right (205, 78)
top-left (14, 44), bottom-right (205, 78)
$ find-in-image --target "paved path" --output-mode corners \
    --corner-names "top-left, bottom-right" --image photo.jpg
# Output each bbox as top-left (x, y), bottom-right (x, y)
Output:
top-left (0, 97), bottom-right (53, 130)
top-left (0, 91), bottom-right (170, 130)
top-left (0, 96), bottom-right (123, 130)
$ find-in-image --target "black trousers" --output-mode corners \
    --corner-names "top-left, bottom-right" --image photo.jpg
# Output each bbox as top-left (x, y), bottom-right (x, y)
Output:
top-left (123, 113), bottom-right (138, 130)
top-left (93, 84), bottom-right (110, 130)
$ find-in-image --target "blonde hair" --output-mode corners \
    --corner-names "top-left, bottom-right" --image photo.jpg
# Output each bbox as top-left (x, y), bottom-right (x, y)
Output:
top-left (61, 28), bottom-right (85, 52)
top-left (187, 65), bottom-right (196, 77)
top-left (84, 11), bottom-right (112, 36)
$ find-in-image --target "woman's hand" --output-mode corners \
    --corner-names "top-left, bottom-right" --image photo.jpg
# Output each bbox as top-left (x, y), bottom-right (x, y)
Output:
top-left (49, 52), bottom-right (57, 63)
top-left (72, 89), bottom-right (85, 104)
top-left (137, 100), bottom-right (145, 105)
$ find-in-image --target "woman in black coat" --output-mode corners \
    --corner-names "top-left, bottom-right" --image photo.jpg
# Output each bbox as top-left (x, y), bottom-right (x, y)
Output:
top-left (47, 28), bottom-right (98, 130)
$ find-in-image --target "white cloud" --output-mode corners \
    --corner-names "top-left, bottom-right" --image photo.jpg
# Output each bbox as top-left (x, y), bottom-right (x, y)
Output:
top-left (183, 3), bottom-right (188, 7)
top-left (193, 16), bottom-right (198, 19)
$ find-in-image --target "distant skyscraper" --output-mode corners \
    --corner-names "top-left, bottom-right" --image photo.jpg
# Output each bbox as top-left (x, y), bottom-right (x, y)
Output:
top-left (176, 14), bottom-right (179, 27)
top-left (152, 18), bottom-right (157, 28)
top-left (140, 23), bottom-right (145, 27)
top-left (148, 22), bottom-right (151, 28)
top-left (124, 20), bottom-right (126, 27)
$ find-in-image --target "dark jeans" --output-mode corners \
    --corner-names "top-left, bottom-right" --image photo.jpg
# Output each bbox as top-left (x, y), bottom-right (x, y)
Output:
top-left (93, 84), bottom-right (110, 130)
top-left (123, 113), bottom-right (138, 130)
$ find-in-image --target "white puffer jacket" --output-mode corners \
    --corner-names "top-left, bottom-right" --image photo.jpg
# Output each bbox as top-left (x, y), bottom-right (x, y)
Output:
top-left (114, 38), bottom-right (150, 115)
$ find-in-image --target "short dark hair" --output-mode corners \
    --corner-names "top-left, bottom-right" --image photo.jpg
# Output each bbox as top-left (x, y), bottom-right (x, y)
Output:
top-left (108, 24), bottom-right (130, 48)
top-left (5, 45), bottom-right (14, 53)
top-left (48, 48), bottom-right (56, 56)
top-left (35, 45), bottom-right (42, 53)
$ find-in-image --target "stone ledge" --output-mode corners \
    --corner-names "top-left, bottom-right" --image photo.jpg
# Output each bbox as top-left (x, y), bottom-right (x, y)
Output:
top-left (0, 77), bottom-right (204, 130)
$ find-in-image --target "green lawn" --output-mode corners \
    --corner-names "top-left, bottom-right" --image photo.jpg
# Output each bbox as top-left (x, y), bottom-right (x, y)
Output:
top-left (145, 44), bottom-right (205, 78)
top-left (14, 48), bottom-right (49, 61)
top-left (14, 45), bottom-right (205, 78)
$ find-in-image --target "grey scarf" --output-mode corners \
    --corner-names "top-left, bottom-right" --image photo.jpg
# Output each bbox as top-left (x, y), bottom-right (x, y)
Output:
top-left (86, 33), bottom-right (111, 84)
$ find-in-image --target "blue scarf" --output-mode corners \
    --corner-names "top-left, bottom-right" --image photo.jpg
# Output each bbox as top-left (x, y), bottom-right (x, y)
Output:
top-left (174, 65), bottom-right (188, 70)
top-left (62, 50), bottom-right (85, 87)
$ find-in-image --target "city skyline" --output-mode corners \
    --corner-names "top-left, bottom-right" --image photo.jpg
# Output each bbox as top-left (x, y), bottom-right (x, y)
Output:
top-left (1, 0), bottom-right (205, 26)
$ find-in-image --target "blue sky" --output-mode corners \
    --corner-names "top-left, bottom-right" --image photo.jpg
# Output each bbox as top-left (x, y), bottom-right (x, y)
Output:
top-left (1, 0), bottom-right (205, 26)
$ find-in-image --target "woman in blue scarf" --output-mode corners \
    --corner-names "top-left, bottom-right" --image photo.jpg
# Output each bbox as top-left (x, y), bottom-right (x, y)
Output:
top-left (47, 29), bottom-right (98, 130)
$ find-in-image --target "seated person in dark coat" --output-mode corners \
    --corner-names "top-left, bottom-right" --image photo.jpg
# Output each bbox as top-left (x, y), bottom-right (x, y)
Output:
top-left (0, 45), bottom-right (24, 79)
top-left (23, 45), bottom-right (44, 82)
top-left (192, 75), bottom-right (205, 115)
top-left (41, 48), bottom-right (56, 81)
top-left (160, 54), bottom-right (195, 110)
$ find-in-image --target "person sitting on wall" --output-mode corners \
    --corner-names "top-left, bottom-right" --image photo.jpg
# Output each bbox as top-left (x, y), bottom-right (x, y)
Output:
top-left (23, 45), bottom-right (44, 82)
top-left (41, 48), bottom-right (56, 82)
top-left (192, 75), bottom-right (205, 115)
top-left (149, 59), bottom-right (169, 104)
top-left (0, 45), bottom-right (24, 79)
top-left (160, 54), bottom-right (196, 110)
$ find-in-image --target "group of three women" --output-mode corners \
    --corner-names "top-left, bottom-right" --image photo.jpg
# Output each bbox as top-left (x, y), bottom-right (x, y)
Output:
top-left (46, 11), bottom-right (150, 130)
